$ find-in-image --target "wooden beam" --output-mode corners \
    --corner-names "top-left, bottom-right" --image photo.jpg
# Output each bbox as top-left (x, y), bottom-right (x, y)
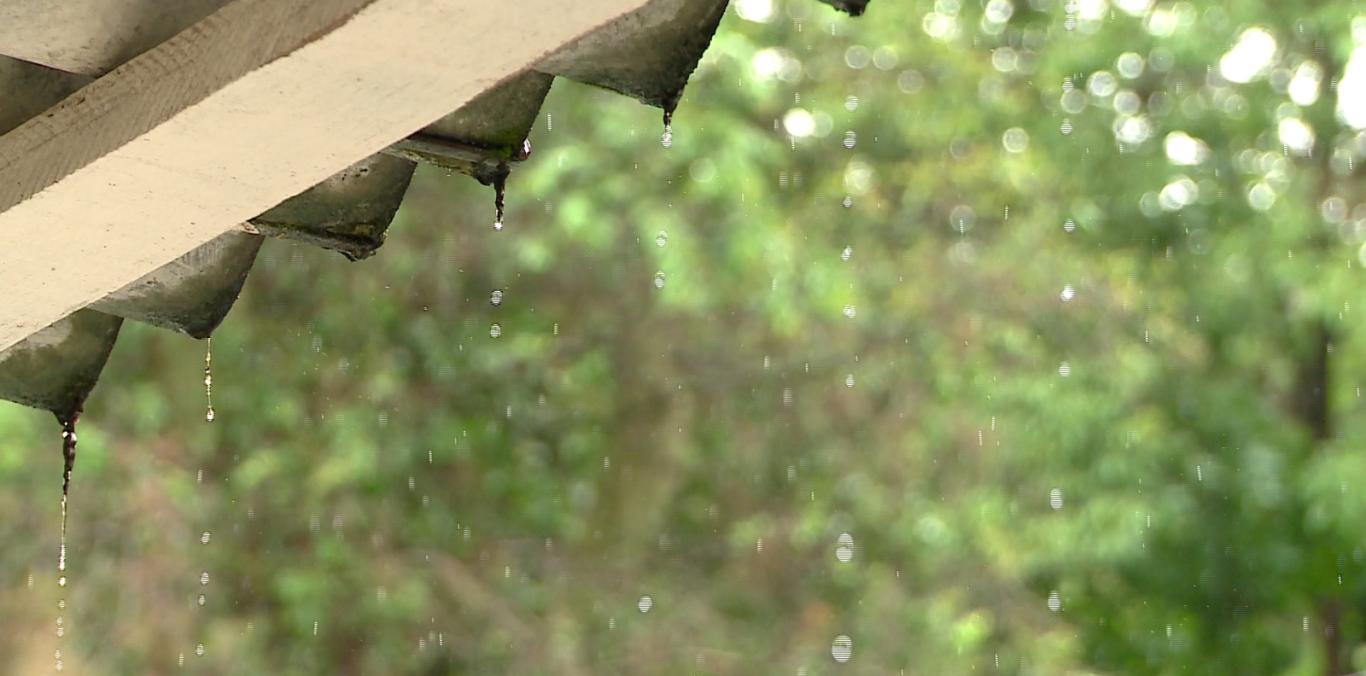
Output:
top-left (0, 0), bottom-right (651, 353)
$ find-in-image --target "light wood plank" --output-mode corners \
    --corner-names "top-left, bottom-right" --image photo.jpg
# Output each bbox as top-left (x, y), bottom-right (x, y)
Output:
top-left (0, 0), bottom-right (651, 352)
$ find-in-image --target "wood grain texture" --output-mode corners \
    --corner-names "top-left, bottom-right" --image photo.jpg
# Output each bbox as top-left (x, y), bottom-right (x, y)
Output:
top-left (0, 0), bottom-right (652, 352)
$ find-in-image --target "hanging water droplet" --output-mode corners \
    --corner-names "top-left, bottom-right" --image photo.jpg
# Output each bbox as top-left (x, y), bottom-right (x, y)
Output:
top-left (195, 643), bottom-right (205, 657)
top-left (1060, 118), bottom-right (1074, 135)
top-left (200, 531), bottom-right (211, 545)
top-left (843, 130), bottom-right (857, 149)
top-left (489, 323), bottom-right (503, 339)
top-left (653, 272), bottom-right (666, 289)
top-left (842, 195), bottom-right (854, 209)
top-left (1059, 284), bottom-right (1076, 302)
top-left (637, 595), bottom-right (654, 613)
top-left (841, 246), bottom-right (853, 261)
top-left (490, 289), bottom-right (504, 307)
top-left (844, 374), bottom-right (856, 388)
top-left (842, 305), bottom-right (857, 319)
top-left (831, 635), bottom-right (853, 663)
top-left (1063, 218), bottom-right (1077, 233)
top-left (1047, 590), bottom-right (1063, 612)
top-left (655, 231), bottom-right (669, 247)
top-left (661, 106), bottom-right (675, 149)
top-left (1058, 361), bottom-right (1072, 377)
top-left (1049, 488), bottom-right (1064, 510)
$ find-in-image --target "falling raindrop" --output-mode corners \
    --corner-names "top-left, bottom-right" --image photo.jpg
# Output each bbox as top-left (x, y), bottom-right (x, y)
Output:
top-left (831, 635), bottom-right (853, 663)
top-left (1063, 218), bottom-right (1077, 233)
top-left (1060, 284), bottom-right (1076, 302)
top-left (1002, 127), bottom-right (1029, 153)
top-left (655, 231), bottom-right (669, 248)
top-left (199, 571), bottom-right (210, 586)
top-left (844, 374), bottom-right (856, 388)
top-left (203, 337), bottom-right (215, 423)
top-left (843, 130), bottom-right (857, 149)
top-left (197, 594), bottom-right (206, 607)
top-left (842, 305), bottom-right (857, 319)
top-left (490, 289), bottom-right (504, 307)
top-left (653, 272), bottom-right (666, 289)
top-left (1058, 362), bottom-right (1072, 378)
top-left (489, 324), bottom-right (503, 339)
top-left (637, 595), bottom-right (654, 613)
top-left (195, 643), bottom-right (205, 657)
top-left (1049, 488), bottom-right (1064, 510)
top-left (1047, 590), bottom-right (1063, 612)
top-left (841, 246), bottom-right (853, 261)
top-left (200, 531), bottom-right (211, 545)
top-left (835, 533), bottom-right (855, 562)
top-left (1060, 118), bottom-right (1074, 135)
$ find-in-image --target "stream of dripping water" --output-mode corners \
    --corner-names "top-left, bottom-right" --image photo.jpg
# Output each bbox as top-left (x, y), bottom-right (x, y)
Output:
top-left (204, 337), bottom-right (215, 423)
top-left (56, 413), bottom-right (78, 671)
top-left (492, 170), bottom-right (507, 232)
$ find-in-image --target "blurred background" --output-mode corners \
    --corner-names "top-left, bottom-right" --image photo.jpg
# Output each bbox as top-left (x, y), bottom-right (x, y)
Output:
top-left (4, 0), bottom-right (1366, 673)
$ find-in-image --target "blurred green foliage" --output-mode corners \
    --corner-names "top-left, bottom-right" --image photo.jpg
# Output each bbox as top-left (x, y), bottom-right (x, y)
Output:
top-left (3, 0), bottom-right (1366, 674)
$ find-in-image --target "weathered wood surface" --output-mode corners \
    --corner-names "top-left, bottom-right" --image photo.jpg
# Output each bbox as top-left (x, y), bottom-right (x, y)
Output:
top-left (0, 0), bottom-right (225, 75)
top-left (0, 0), bottom-right (652, 353)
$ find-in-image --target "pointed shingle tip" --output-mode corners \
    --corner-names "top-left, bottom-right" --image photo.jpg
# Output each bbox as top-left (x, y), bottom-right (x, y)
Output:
top-left (820, 0), bottom-right (870, 16)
